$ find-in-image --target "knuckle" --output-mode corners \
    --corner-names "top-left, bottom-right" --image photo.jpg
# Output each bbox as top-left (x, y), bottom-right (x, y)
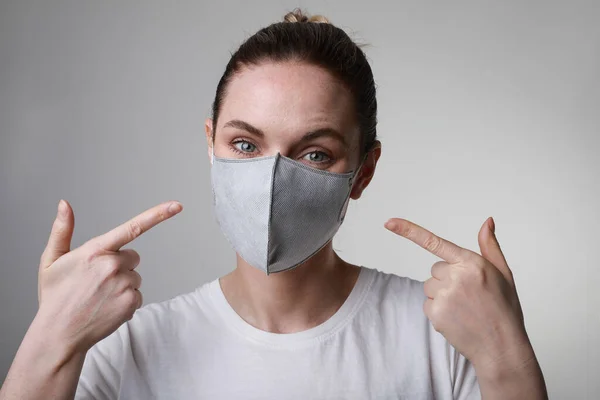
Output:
top-left (430, 319), bottom-right (442, 333)
top-left (122, 289), bottom-right (138, 310)
top-left (467, 264), bottom-right (487, 286)
top-left (127, 220), bottom-right (144, 241)
top-left (130, 249), bottom-right (141, 261)
top-left (51, 219), bottom-right (67, 236)
top-left (130, 251), bottom-right (141, 268)
top-left (423, 298), bottom-right (433, 317)
top-left (83, 247), bottom-right (103, 265)
top-left (448, 267), bottom-right (461, 283)
top-left (435, 288), bottom-right (451, 302)
top-left (157, 208), bottom-right (167, 222)
top-left (423, 235), bottom-right (442, 254)
top-left (430, 261), bottom-right (445, 277)
top-left (137, 290), bottom-right (144, 308)
top-left (423, 279), bottom-right (434, 296)
top-left (428, 303), bottom-right (445, 331)
top-left (102, 258), bottom-right (121, 278)
top-left (400, 224), bottom-right (412, 237)
top-left (130, 271), bottom-right (142, 289)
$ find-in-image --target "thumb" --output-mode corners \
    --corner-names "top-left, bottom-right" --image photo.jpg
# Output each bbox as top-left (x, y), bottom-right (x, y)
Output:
top-left (478, 217), bottom-right (513, 285)
top-left (40, 199), bottom-right (75, 269)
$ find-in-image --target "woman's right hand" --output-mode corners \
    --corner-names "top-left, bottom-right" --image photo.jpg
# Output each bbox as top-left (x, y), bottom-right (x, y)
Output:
top-left (34, 199), bottom-right (183, 358)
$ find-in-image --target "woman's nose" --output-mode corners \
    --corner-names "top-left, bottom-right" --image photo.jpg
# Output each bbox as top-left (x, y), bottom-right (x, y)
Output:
top-left (264, 147), bottom-right (293, 158)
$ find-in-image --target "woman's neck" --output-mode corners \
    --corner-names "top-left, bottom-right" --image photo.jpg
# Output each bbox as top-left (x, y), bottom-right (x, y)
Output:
top-left (219, 242), bottom-right (361, 334)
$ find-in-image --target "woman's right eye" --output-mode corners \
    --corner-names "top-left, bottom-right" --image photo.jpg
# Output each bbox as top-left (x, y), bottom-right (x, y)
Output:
top-left (233, 140), bottom-right (257, 153)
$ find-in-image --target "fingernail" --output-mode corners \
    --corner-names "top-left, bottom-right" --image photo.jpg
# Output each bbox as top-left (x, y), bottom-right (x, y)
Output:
top-left (57, 199), bottom-right (67, 219)
top-left (489, 217), bottom-right (495, 233)
top-left (168, 202), bottom-right (183, 214)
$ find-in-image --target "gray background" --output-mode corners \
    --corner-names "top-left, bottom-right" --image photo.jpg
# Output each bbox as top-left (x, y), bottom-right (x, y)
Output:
top-left (1, 0), bottom-right (598, 398)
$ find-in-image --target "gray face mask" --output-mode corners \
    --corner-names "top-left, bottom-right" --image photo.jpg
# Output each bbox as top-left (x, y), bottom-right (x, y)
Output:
top-left (210, 150), bottom-right (359, 274)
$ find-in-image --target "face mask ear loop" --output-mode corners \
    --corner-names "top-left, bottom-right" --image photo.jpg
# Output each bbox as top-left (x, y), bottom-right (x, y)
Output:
top-left (350, 152), bottom-right (369, 187)
top-left (340, 152), bottom-right (369, 222)
top-left (210, 141), bottom-right (215, 165)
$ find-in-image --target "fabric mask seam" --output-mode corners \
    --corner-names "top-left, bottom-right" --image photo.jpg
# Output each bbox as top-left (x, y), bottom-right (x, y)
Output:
top-left (265, 154), bottom-right (279, 274)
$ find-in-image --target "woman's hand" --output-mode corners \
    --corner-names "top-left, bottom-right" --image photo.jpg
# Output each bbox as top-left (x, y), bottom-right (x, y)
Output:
top-left (36, 199), bottom-right (183, 358)
top-left (385, 217), bottom-right (547, 399)
top-left (0, 200), bottom-right (183, 400)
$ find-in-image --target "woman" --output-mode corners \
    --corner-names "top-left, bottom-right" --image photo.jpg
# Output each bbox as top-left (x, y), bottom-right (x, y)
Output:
top-left (0, 10), bottom-right (547, 399)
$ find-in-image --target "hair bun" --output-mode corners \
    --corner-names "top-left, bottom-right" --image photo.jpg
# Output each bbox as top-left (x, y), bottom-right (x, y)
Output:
top-left (283, 8), bottom-right (330, 24)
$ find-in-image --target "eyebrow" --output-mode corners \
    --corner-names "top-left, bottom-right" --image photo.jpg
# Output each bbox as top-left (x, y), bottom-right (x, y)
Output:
top-left (222, 119), bottom-right (348, 148)
top-left (223, 119), bottom-right (264, 138)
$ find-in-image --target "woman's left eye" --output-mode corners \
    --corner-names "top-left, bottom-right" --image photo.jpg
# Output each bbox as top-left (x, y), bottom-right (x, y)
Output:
top-left (302, 151), bottom-right (331, 163)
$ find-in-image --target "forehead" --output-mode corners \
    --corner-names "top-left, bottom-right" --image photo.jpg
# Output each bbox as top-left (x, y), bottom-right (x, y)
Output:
top-left (218, 61), bottom-right (359, 141)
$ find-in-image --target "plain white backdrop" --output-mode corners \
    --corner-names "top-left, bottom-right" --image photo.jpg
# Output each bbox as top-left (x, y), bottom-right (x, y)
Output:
top-left (1, 1), bottom-right (598, 398)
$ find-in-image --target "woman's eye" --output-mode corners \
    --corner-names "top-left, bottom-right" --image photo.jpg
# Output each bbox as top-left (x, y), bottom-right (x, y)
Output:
top-left (303, 151), bottom-right (330, 163)
top-left (233, 141), bottom-right (257, 153)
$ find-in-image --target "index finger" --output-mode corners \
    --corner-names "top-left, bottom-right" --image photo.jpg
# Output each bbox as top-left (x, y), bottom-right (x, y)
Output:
top-left (385, 218), bottom-right (469, 264)
top-left (93, 201), bottom-right (183, 251)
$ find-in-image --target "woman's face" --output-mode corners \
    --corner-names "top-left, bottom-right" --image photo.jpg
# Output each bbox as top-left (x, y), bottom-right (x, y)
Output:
top-left (206, 61), bottom-right (380, 198)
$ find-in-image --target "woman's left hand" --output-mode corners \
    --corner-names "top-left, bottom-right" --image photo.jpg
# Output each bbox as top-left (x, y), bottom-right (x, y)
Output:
top-left (384, 216), bottom-right (531, 372)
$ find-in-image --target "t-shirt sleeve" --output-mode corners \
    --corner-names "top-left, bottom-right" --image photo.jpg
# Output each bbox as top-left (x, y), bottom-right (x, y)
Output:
top-left (451, 346), bottom-right (481, 400)
top-left (74, 325), bottom-right (128, 400)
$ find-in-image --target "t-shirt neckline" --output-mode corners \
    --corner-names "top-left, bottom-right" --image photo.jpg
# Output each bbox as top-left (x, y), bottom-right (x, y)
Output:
top-left (208, 266), bottom-right (375, 348)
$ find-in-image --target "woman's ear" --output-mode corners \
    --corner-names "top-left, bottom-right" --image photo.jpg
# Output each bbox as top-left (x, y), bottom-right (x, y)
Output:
top-left (350, 141), bottom-right (382, 200)
top-left (205, 118), bottom-right (214, 162)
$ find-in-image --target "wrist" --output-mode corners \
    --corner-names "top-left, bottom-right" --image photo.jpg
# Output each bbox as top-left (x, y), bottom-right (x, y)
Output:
top-left (471, 334), bottom-right (547, 400)
top-left (469, 320), bottom-right (531, 373)
top-left (27, 312), bottom-right (87, 373)
top-left (473, 340), bottom-right (537, 383)
top-left (0, 314), bottom-right (88, 400)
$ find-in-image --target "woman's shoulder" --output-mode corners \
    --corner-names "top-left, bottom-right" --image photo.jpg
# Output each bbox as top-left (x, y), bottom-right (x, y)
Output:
top-left (127, 279), bottom-right (218, 334)
top-left (358, 266), bottom-right (427, 317)
top-left (362, 266), bottom-right (425, 298)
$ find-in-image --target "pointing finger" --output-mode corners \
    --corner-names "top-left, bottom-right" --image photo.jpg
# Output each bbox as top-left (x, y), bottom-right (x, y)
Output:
top-left (385, 218), bottom-right (470, 264)
top-left (92, 201), bottom-right (183, 251)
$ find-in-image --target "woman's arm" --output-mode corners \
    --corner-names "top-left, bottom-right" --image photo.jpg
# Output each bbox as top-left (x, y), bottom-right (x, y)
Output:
top-left (473, 336), bottom-right (548, 400)
top-left (0, 315), bottom-right (85, 400)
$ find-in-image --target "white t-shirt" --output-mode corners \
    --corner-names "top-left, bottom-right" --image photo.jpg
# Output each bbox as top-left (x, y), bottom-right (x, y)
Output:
top-left (75, 266), bottom-right (481, 399)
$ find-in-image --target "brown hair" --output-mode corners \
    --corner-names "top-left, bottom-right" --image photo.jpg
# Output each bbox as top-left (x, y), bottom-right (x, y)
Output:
top-left (211, 9), bottom-right (378, 156)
